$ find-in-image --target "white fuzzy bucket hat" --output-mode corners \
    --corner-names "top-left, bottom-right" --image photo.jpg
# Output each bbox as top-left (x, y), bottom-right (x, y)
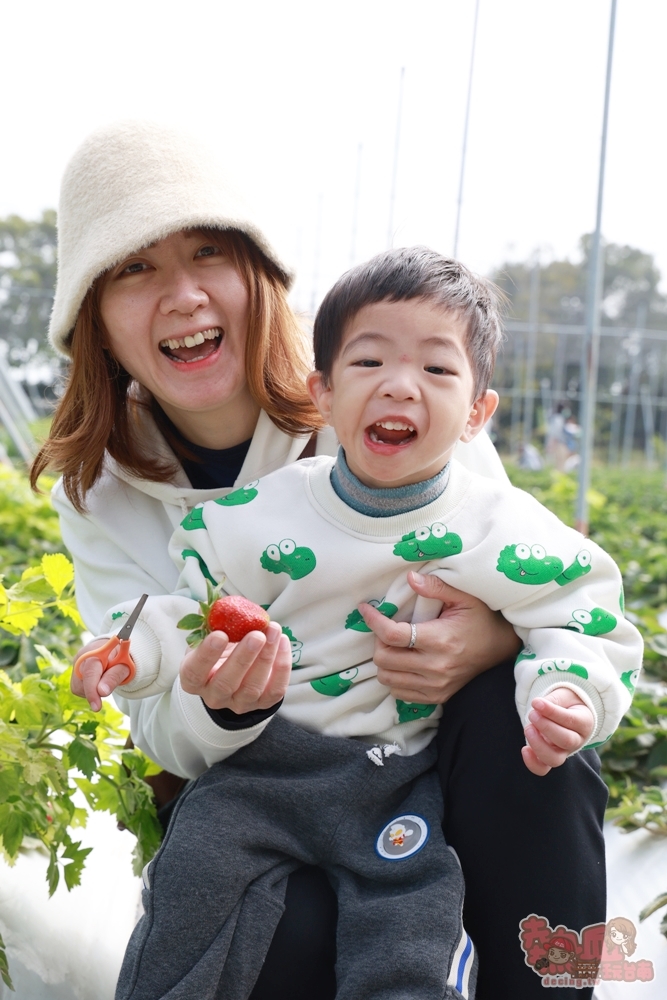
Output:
top-left (49, 120), bottom-right (294, 357)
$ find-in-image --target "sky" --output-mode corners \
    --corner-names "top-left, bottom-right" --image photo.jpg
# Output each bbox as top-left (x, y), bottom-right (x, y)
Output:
top-left (1, 0), bottom-right (666, 313)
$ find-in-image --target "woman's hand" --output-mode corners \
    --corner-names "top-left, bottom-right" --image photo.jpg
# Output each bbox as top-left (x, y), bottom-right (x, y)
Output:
top-left (70, 638), bottom-right (131, 712)
top-left (359, 570), bottom-right (521, 704)
top-left (179, 621), bottom-right (292, 713)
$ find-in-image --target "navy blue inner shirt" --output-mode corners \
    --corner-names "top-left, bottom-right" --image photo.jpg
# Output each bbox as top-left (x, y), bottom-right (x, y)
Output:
top-left (160, 411), bottom-right (252, 489)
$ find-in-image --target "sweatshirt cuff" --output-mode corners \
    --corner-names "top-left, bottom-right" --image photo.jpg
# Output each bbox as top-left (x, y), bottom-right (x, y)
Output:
top-left (175, 677), bottom-right (275, 749)
top-left (202, 699), bottom-right (283, 731)
top-left (524, 671), bottom-right (604, 745)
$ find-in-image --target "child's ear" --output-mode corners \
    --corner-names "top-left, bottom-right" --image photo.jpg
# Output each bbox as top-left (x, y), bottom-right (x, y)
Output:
top-left (306, 371), bottom-right (333, 424)
top-left (460, 390), bottom-right (499, 442)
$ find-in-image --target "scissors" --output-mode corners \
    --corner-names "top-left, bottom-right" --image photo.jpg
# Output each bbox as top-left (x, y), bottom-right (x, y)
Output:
top-left (74, 594), bottom-right (148, 685)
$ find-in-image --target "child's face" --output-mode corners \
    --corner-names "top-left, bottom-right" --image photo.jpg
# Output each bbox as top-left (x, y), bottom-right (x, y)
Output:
top-left (308, 298), bottom-right (498, 489)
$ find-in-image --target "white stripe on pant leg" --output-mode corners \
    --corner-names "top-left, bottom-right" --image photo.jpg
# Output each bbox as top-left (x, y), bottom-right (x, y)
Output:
top-left (446, 930), bottom-right (475, 998)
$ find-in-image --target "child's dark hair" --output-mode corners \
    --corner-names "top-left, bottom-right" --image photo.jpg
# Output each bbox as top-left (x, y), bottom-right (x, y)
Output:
top-left (313, 246), bottom-right (504, 399)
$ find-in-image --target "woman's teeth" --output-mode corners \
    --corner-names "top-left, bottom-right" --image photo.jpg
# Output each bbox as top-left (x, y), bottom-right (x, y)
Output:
top-left (159, 328), bottom-right (221, 351)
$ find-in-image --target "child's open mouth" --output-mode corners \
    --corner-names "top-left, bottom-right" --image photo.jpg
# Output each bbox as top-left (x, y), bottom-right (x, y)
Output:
top-left (159, 327), bottom-right (223, 364)
top-left (366, 420), bottom-right (417, 447)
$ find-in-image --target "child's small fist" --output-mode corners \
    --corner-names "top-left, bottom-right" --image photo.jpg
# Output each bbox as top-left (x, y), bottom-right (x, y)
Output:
top-left (71, 639), bottom-right (130, 711)
top-left (522, 686), bottom-right (595, 776)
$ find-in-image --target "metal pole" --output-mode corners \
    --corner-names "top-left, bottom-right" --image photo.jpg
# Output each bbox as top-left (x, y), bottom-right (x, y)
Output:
top-left (350, 143), bottom-right (363, 266)
top-left (523, 252), bottom-right (541, 445)
top-left (310, 194), bottom-right (324, 316)
top-left (387, 68), bottom-right (405, 249)
top-left (575, 0), bottom-right (617, 535)
top-left (453, 0), bottom-right (480, 258)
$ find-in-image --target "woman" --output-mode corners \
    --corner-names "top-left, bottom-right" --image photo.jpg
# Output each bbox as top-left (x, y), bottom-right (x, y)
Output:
top-left (33, 121), bottom-right (607, 1000)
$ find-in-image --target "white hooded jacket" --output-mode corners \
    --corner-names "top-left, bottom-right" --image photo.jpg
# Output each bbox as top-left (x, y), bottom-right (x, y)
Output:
top-left (53, 409), bottom-right (508, 778)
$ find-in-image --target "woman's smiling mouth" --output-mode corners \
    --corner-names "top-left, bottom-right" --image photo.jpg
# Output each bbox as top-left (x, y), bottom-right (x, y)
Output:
top-left (159, 327), bottom-right (223, 363)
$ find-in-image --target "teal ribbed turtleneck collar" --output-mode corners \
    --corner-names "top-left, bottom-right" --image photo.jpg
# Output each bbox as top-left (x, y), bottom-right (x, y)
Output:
top-left (330, 447), bottom-right (450, 517)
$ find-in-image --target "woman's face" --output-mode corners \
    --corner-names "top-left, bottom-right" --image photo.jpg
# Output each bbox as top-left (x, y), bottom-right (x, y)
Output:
top-left (99, 230), bottom-right (256, 443)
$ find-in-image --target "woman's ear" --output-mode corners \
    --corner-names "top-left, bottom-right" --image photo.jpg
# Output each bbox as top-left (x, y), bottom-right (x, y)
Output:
top-left (460, 390), bottom-right (499, 442)
top-left (306, 370), bottom-right (333, 425)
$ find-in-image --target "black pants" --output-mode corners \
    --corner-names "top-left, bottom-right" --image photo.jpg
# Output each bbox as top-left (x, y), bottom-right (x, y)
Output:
top-left (250, 659), bottom-right (608, 1000)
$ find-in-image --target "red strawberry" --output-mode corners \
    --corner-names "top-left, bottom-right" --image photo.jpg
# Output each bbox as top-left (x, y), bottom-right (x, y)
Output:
top-left (178, 581), bottom-right (271, 647)
top-left (207, 596), bottom-right (270, 643)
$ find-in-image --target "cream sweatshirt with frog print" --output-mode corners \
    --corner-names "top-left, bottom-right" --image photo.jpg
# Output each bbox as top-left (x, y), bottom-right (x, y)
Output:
top-left (100, 456), bottom-right (642, 760)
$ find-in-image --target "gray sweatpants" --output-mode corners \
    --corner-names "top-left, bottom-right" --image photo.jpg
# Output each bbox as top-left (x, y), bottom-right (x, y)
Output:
top-left (116, 716), bottom-right (476, 1000)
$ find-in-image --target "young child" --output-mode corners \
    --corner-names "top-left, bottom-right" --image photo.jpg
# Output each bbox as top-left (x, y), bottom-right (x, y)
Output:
top-left (89, 248), bottom-right (641, 1000)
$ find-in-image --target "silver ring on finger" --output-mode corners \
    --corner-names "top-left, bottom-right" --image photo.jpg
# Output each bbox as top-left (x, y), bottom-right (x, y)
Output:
top-left (407, 623), bottom-right (417, 649)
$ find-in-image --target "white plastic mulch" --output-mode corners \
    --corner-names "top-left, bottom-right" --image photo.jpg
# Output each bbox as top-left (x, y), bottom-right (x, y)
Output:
top-left (0, 816), bottom-right (665, 999)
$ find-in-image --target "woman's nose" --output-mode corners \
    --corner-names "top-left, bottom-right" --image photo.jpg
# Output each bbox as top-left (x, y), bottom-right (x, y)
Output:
top-left (159, 270), bottom-right (208, 315)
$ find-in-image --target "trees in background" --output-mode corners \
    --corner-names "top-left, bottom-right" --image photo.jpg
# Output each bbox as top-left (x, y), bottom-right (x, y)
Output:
top-left (0, 211), bottom-right (57, 366)
top-left (491, 234), bottom-right (667, 331)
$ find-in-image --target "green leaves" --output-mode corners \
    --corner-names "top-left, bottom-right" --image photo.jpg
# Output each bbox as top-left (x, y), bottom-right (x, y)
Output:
top-left (0, 483), bottom-right (164, 991)
top-left (0, 930), bottom-right (13, 990)
top-left (66, 736), bottom-right (100, 780)
top-left (177, 613), bottom-right (205, 630)
top-left (177, 578), bottom-right (226, 648)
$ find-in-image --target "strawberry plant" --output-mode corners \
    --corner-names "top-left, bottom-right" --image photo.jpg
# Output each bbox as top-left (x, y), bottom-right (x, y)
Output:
top-left (0, 469), bottom-right (161, 989)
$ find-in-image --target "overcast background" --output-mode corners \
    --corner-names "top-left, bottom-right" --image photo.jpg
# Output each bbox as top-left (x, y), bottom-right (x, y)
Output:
top-left (1, 0), bottom-right (665, 313)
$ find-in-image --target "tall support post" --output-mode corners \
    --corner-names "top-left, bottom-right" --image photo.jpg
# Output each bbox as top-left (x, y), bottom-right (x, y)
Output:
top-left (387, 68), bottom-right (405, 249)
top-left (523, 251), bottom-right (541, 446)
top-left (576, 0), bottom-right (617, 535)
top-left (453, 0), bottom-right (480, 258)
top-left (510, 332), bottom-right (524, 456)
top-left (310, 194), bottom-right (324, 315)
top-left (350, 143), bottom-right (363, 266)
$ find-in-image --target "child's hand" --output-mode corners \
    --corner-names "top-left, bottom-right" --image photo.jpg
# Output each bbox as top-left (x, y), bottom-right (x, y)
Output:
top-left (522, 687), bottom-right (595, 776)
top-left (70, 639), bottom-right (130, 711)
top-left (180, 621), bottom-right (292, 713)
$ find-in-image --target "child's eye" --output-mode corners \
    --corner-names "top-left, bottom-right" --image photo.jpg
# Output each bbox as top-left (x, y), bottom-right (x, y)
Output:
top-left (424, 365), bottom-right (449, 375)
top-left (354, 359), bottom-right (382, 368)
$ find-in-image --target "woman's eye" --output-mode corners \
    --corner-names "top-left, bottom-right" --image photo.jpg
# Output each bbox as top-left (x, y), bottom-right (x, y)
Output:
top-left (122, 261), bottom-right (148, 275)
top-left (196, 244), bottom-right (221, 258)
top-left (424, 365), bottom-right (448, 375)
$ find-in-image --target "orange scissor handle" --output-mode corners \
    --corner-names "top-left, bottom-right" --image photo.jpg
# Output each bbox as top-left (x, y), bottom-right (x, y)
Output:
top-left (74, 636), bottom-right (137, 685)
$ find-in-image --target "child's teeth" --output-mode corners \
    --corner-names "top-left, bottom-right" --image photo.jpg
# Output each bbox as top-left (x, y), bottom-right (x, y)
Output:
top-left (376, 421), bottom-right (415, 432)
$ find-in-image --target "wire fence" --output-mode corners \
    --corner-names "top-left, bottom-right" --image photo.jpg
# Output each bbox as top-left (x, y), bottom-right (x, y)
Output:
top-left (493, 321), bottom-right (667, 470)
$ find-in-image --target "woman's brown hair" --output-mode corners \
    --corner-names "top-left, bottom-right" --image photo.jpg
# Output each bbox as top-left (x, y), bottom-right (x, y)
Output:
top-left (31, 229), bottom-right (324, 512)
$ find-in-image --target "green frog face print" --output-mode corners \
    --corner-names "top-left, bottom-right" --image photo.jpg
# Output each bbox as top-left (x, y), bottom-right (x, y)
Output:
top-left (393, 523), bottom-right (462, 562)
top-left (310, 667), bottom-right (359, 696)
top-left (281, 626), bottom-right (304, 666)
top-left (565, 607), bottom-right (617, 636)
top-left (215, 481), bottom-right (259, 506)
top-left (345, 600), bottom-right (398, 632)
top-left (260, 539), bottom-right (317, 580)
top-left (395, 700), bottom-right (438, 723)
top-left (497, 544), bottom-right (591, 586)
top-left (537, 658), bottom-right (589, 680)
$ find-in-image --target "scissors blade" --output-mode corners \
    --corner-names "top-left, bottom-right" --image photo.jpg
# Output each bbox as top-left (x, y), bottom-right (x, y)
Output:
top-left (116, 594), bottom-right (149, 641)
